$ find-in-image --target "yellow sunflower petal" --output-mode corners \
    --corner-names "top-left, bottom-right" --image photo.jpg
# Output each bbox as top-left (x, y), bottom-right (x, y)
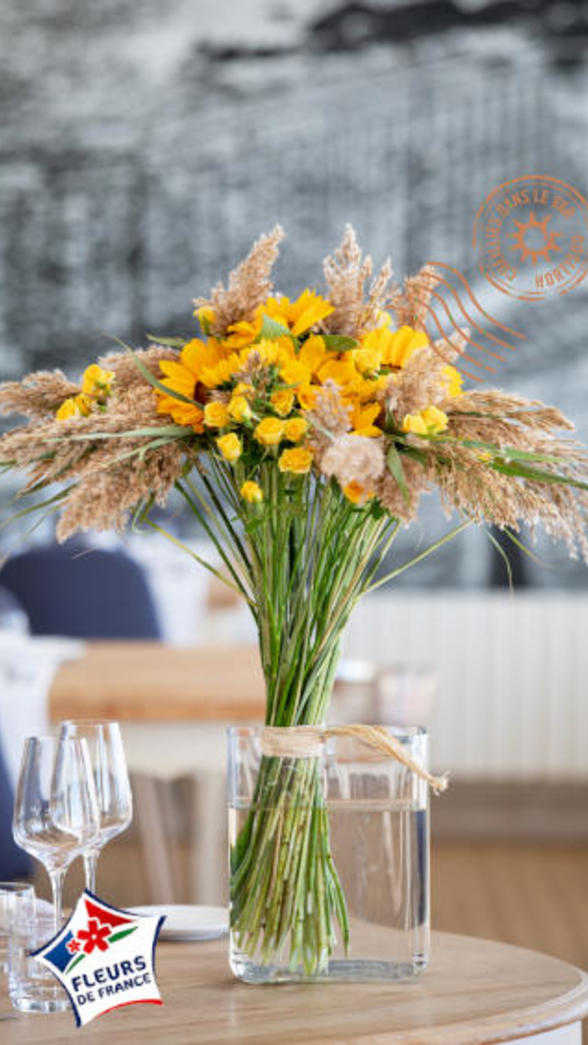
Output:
top-left (299, 334), bottom-right (328, 375)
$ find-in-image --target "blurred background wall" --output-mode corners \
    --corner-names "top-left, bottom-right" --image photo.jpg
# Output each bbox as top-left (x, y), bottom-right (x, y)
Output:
top-left (1, 0), bottom-right (588, 586)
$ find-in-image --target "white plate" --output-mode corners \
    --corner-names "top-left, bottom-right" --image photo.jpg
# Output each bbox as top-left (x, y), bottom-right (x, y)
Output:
top-left (128, 905), bottom-right (228, 941)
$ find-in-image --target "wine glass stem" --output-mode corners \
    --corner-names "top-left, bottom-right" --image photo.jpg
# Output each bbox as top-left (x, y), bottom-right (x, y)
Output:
top-left (83, 850), bottom-right (99, 894)
top-left (48, 868), bottom-right (65, 933)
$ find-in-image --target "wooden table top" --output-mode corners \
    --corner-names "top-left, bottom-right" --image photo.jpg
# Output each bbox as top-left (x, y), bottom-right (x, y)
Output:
top-left (1, 931), bottom-right (587, 1044)
top-left (49, 641), bottom-right (266, 723)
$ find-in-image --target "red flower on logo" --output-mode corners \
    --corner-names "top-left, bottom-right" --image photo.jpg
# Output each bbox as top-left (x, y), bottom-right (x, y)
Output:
top-left (76, 919), bottom-right (111, 955)
top-left (66, 938), bottom-right (81, 954)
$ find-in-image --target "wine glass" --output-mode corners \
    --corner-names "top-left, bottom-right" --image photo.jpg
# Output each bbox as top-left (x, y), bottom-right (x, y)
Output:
top-left (13, 736), bottom-right (99, 931)
top-left (59, 721), bottom-right (132, 895)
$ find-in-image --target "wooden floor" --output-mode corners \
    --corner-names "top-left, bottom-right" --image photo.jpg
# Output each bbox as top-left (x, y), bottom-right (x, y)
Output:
top-left (432, 841), bottom-right (588, 1043)
top-left (432, 841), bottom-right (588, 972)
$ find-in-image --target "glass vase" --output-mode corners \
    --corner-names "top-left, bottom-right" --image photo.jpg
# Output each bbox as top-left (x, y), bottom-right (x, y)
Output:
top-left (227, 724), bottom-right (429, 983)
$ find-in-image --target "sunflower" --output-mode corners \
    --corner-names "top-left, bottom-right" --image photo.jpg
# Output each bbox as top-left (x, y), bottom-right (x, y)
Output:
top-left (156, 338), bottom-right (223, 430)
top-left (264, 290), bottom-right (334, 337)
top-left (360, 325), bottom-right (428, 369)
top-left (223, 314), bottom-right (263, 349)
top-left (348, 400), bottom-right (382, 437)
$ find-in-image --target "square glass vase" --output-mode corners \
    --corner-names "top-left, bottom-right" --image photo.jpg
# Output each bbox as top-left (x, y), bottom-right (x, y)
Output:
top-left (227, 724), bottom-right (429, 984)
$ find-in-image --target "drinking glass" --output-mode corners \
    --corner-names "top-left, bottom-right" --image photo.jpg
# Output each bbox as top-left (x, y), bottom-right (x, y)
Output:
top-left (375, 666), bottom-right (436, 727)
top-left (13, 736), bottom-right (99, 932)
top-left (9, 902), bottom-right (69, 1013)
top-left (59, 721), bottom-right (132, 894)
top-left (0, 882), bottom-right (35, 974)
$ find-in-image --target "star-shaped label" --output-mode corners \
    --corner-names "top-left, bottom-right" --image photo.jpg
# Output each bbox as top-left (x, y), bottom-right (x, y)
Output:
top-left (33, 891), bottom-right (164, 1026)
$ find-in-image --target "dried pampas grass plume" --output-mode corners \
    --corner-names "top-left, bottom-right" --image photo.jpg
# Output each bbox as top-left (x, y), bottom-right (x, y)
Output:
top-left (56, 439), bottom-right (185, 541)
top-left (322, 225), bottom-right (395, 338)
top-left (194, 225), bottom-right (284, 336)
top-left (0, 371), bottom-right (80, 421)
top-left (391, 263), bottom-right (440, 332)
top-left (386, 337), bottom-right (459, 419)
top-left (305, 381), bottom-right (352, 458)
top-left (98, 345), bottom-right (178, 386)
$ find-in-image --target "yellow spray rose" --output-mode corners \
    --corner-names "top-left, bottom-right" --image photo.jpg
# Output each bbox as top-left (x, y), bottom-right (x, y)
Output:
top-left (56, 394), bottom-right (91, 421)
top-left (270, 389), bottom-right (295, 417)
top-left (228, 395), bottom-right (252, 423)
top-left (284, 418), bottom-right (308, 443)
top-left (343, 481), bottom-right (374, 505)
top-left (241, 480), bottom-right (263, 503)
top-left (81, 364), bottom-right (115, 398)
top-left (440, 365), bottom-right (463, 398)
top-left (204, 401), bottom-right (231, 428)
top-left (195, 305), bottom-right (215, 332)
top-left (402, 405), bottom-right (448, 437)
top-left (278, 448), bottom-right (313, 475)
top-left (57, 363), bottom-right (114, 421)
top-left (216, 433), bottom-right (242, 462)
top-left (254, 417), bottom-right (284, 447)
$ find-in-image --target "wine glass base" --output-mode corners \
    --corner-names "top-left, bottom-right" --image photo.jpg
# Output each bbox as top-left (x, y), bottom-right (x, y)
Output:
top-left (10, 991), bottom-right (70, 1014)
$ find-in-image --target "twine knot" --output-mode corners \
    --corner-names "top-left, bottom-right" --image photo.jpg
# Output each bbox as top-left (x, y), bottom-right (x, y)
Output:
top-left (260, 723), bottom-right (448, 794)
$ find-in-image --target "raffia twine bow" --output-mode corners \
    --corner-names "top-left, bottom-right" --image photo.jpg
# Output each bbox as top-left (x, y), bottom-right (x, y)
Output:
top-left (261, 723), bottom-right (448, 795)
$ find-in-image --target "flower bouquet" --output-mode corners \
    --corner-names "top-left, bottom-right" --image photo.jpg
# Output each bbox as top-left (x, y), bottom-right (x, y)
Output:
top-left (1, 226), bottom-right (587, 979)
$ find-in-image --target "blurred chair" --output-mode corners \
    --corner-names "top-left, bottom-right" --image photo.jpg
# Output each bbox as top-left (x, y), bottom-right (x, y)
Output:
top-left (0, 586), bottom-right (29, 634)
top-left (374, 665), bottom-right (436, 728)
top-left (330, 661), bottom-right (435, 728)
top-left (131, 769), bottom-right (226, 905)
top-left (0, 539), bottom-right (162, 639)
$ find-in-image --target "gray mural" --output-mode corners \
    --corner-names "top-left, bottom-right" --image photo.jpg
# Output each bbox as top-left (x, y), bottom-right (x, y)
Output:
top-left (1, 0), bottom-right (587, 587)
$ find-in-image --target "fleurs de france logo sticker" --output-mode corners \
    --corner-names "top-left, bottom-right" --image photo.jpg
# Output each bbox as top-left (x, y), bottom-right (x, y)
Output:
top-left (32, 892), bottom-right (164, 1027)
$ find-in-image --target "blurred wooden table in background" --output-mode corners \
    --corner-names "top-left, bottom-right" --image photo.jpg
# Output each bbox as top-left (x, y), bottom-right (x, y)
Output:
top-left (49, 641), bottom-right (265, 723)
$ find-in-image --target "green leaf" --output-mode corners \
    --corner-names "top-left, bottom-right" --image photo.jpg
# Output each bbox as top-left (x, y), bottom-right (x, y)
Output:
top-left (502, 527), bottom-right (548, 567)
top-left (492, 460), bottom-right (588, 492)
top-left (460, 439), bottom-right (573, 466)
top-left (109, 432), bottom-right (191, 467)
top-left (47, 424), bottom-right (190, 443)
top-left (366, 519), bottom-right (472, 593)
top-left (400, 444), bottom-right (429, 464)
top-left (484, 529), bottom-right (513, 592)
top-left (0, 486), bottom-right (74, 532)
top-left (256, 314), bottom-right (296, 343)
top-left (322, 334), bottom-right (359, 352)
top-left (146, 335), bottom-right (188, 348)
top-left (245, 515), bottom-right (264, 534)
top-left (386, 443), bottom-right (410, 504)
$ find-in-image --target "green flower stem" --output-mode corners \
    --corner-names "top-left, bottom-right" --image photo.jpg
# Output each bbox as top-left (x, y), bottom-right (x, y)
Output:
top-left (170, 456), bottom-right (468, 973)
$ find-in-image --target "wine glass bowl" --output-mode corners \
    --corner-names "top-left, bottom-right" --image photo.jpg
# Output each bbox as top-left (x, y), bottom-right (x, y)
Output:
top-left (59, 720), bottom-right (132, 894)
top-left (12, 735), bottom-right (99, 930)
